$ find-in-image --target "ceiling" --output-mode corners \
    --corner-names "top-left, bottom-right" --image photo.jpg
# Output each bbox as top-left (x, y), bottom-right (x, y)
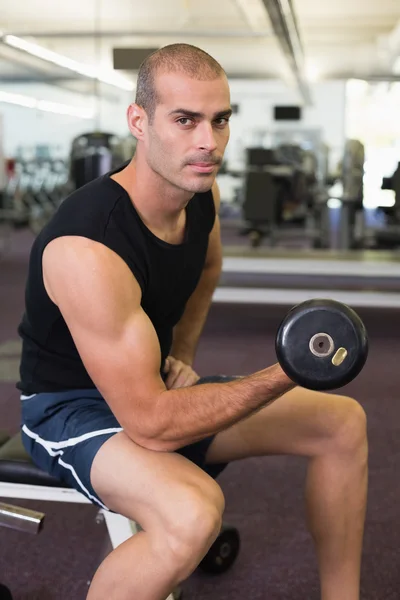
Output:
top-left (0, 0), bottom-right (400, 102)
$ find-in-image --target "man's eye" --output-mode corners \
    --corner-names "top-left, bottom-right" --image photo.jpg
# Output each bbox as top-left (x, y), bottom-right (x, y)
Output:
top-left (178, 118), bottom-right (192, 125)
top-left (215, 118), bottom-right (229, 127)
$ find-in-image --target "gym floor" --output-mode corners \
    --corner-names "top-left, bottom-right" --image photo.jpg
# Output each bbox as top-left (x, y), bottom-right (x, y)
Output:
top-left (1, 230), bottom-right (400, 599)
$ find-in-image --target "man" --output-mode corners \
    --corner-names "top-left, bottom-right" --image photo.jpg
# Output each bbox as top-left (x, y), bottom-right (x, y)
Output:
top-left (17, 44), bottom-right (368, 600)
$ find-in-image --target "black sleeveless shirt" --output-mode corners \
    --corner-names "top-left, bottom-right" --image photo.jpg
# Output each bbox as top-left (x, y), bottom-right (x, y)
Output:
top-left (17, 164), bottom-right (215, 394)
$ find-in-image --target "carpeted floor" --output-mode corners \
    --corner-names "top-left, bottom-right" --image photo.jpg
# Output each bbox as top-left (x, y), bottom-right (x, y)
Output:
top-left (1, 230), bottom-right (400, 599)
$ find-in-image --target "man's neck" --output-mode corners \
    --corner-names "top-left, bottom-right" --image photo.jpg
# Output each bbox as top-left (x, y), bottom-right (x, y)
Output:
top-left (111, 157), bottom-right (192, 235)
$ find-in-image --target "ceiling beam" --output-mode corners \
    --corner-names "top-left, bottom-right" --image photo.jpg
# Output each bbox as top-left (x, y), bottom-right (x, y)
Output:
top-left (331, 73), bottom-right (400, 82)
top-left (0, 74), bottom-right (79, 83)
top-left (6, 29), bottom-right (273, 40)
top-left (260, 0), bottom-right (312, 105)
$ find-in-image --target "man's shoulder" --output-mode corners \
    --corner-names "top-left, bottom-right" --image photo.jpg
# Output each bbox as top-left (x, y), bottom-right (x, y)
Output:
top-left (66, 173), bottom-right (124, 204)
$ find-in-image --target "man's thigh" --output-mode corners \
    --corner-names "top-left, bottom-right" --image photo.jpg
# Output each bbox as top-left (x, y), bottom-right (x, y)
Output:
top-left (205, 386), bottom-right (365, 465)
top-left (90, 431), bottom-right (225, 534)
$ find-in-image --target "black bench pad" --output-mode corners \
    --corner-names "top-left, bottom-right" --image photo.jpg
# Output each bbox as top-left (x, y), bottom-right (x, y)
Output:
top-left (0, 432), bottom-right (67, 488)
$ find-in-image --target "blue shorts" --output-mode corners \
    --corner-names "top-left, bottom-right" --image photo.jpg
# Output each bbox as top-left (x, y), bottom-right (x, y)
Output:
top-left (20, 375), bottom-right (233, 510)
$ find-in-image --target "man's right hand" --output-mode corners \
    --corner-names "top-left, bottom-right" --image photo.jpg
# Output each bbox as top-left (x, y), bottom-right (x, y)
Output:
top-left (163, 356), bottom-right (200, 389)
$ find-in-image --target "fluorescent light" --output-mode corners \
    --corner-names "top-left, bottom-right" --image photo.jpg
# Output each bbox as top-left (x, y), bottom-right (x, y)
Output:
top-left (0, 90), bottom-right (94, 119)
top-left (37, 100), bottom-right (94, 118)
top-left (0, 91), bottom-right (37, 109)
top-left (3, 34), bottom-right (135, 91)
top-left (305, 61), bottom-right (321, 82)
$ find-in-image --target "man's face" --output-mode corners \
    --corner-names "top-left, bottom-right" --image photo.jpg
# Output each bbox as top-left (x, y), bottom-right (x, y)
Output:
top-left (143, 71), bottom-right (231, 194)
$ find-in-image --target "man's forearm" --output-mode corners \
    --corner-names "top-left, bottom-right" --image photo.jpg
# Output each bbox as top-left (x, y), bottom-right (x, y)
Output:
top-left (137, 364), bottom-right (295, 451)
top-left (170, 262), bottom-right (221, 365)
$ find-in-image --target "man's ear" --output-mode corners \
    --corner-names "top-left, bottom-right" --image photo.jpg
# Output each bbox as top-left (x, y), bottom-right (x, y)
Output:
top-left (127, 103), bottom-right (147, 141)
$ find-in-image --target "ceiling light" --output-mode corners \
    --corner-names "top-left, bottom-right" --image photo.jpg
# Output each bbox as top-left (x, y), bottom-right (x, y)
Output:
top-left (305, 62), bottom-right (321, 83)
top-left (0, 90), bottom-right (94, 119)
top-left (3, 34), bottom-right (135, 91)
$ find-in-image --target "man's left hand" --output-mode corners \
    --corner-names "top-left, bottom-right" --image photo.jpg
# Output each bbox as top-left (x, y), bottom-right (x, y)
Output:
top-left (163, 355), bottom-right (200, 389)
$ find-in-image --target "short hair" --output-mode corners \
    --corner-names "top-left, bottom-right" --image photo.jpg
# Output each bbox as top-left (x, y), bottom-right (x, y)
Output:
top-left (135, 43), bottom-right (226, 123)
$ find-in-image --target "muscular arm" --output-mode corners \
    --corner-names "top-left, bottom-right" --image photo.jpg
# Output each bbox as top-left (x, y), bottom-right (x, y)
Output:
top-left (170, 181), bottom-right (223, 365)
top-left (43, 236), bottom-right (294, 453)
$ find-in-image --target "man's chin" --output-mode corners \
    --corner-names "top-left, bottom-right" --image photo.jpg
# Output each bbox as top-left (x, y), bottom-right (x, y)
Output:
top-left (184, 174), bottom-right (216, 194)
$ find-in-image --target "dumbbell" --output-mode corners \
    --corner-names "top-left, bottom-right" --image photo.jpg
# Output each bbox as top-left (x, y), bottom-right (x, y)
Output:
top-left (275, 299), bottom-right (368, 391)
top-left (0, 584), bottom-right (13, 599)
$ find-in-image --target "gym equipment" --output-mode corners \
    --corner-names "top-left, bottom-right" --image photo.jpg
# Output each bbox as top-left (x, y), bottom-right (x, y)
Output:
top-left (276, 299), bottom-right (368, 391)
top-left (372, 162), bottom-right (400, 249)
top-left (198, 523), bottom-right (240, 575)
top-left (0, 501), bottom-right (44, 534)
top-left (1, 157), bottom-right (71, 235)
top-left (0, 435), bottom-right (14, 599)
top-left (69, 132), bottom-right (125, 190)
top-left (240, 144), bottom-right (329, 248)
top-left (0, 431), bottom-right (9, 446)
top-left (336, 139), bottom-right (365, 250)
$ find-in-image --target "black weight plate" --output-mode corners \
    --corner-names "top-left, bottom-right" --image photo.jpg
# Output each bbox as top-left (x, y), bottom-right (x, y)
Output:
top-left (0, 584), bottom-right (13, 600)
top-left (198, 525), bottom-right (241, 575)
top-left (275, 299), bottom-right (368, 390)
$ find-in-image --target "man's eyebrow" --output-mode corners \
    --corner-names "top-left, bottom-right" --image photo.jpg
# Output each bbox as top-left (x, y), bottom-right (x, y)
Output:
top-left (214, 108), bottom-right (233, 119)
top-left (168, 108), bottom-right (233, 119)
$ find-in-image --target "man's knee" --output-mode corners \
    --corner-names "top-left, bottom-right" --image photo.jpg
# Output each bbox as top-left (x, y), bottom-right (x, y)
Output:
top-left (328, 396), bottom-right (368, 456)
top-left (165, 481), bottom-right (225, 578)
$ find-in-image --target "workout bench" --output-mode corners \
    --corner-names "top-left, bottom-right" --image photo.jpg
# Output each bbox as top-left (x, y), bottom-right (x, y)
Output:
top-left (0, 430), bottom-right (240, 600)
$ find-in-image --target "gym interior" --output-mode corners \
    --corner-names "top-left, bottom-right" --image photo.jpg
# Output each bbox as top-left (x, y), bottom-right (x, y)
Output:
top-left (1, 1), bottom-right (400, 599)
